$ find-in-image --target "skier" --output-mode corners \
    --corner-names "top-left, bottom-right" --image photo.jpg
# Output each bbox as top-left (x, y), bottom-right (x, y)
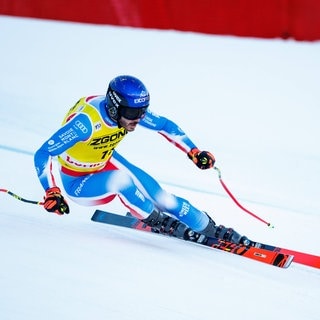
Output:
top-left (34, 75), bottom-right (250, 245)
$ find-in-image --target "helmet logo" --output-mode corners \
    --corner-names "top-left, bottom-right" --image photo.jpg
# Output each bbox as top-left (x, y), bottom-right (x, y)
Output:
top-left (108, 91), bottom-right (120, 107)
top-left (134, 90), bottom-right (149, 104)
top-left (112, 91), bottom-right (122, 103)
top-left (134, 97), bottom-right (149, 104)
top-left (108, 106), bottom-right (117, 118)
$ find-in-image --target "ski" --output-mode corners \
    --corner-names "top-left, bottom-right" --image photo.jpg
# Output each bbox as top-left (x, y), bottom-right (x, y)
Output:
top-left (251, 241), bottom-right (320, 269)
top-left (91, 210), bottom-right (294, 269)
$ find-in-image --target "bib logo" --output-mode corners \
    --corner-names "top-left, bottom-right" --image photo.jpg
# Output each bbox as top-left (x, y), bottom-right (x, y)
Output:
top-left (89, 131), bottom-right (127, 146)
top-left (75, 120), bottom-right (88, 134)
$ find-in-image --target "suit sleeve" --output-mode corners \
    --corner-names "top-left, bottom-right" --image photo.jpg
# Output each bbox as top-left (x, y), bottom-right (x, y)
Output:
top-left (140, 110), bottom-right (197, 153)
top-left (34, 113), bottom-right (92, 191)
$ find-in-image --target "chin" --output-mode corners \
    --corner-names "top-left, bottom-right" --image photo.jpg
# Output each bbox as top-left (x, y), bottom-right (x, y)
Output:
top-left (125, 126), bottom-right (136, 132)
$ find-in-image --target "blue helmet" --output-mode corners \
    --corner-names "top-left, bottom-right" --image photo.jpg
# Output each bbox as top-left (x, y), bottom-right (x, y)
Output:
top-left (106, 75), bottom-right (150, 123)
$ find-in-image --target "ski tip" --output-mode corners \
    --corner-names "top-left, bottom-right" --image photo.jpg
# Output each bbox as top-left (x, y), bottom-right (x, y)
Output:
top-left (91, 210), bottom-right (101, 221)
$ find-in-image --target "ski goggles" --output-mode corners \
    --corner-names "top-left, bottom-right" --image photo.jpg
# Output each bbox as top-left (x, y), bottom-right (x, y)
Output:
top-left (119, 106), bottom-right (148, 120)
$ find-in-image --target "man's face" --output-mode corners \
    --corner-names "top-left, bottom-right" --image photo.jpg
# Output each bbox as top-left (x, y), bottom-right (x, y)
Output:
top-left (118, 116), bottom-right (141, 132)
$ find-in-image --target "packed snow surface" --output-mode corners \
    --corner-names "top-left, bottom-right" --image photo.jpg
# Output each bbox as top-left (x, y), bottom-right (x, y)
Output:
top-left (0, 16), bottom-right (319, 320)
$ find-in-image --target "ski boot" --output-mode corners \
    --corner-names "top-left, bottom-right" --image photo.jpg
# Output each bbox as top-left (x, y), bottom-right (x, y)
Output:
top-left (199, 213), bottom-right (251, 246)
top-left (142, 209), bottom-right (202, 242)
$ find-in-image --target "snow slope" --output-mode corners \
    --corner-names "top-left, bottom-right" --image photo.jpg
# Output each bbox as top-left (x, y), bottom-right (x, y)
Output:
top-left (0, 16), bottom-right (319, 320)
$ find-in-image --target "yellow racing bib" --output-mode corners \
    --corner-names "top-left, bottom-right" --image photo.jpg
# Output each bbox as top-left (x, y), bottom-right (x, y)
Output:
top-left (58, 96), bottom-right (127, 174)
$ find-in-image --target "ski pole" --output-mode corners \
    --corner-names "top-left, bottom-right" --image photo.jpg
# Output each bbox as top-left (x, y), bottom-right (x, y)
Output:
top-left (213, 167), bottom-right (274, 228)
top-left (0, 188), bottom-right (43, 205)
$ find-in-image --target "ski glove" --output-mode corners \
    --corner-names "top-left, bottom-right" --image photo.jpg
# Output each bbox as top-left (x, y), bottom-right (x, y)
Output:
top-left (44, 187), bottom-right (70, 215)
top-left (187, 148), bottom-right (215, 170)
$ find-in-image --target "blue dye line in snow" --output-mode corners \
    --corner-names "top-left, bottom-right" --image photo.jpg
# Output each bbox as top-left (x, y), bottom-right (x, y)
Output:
top-left (0, 143), bottom-right (223, 197)
top-left (0, 144), bottom-right (34, 156)
top-left (0, 143), bottom-right (302, 216)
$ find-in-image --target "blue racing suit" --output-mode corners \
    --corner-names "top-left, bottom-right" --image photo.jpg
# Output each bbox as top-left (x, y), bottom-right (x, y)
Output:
top-left (34, 95), bottom-right (209, 231)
